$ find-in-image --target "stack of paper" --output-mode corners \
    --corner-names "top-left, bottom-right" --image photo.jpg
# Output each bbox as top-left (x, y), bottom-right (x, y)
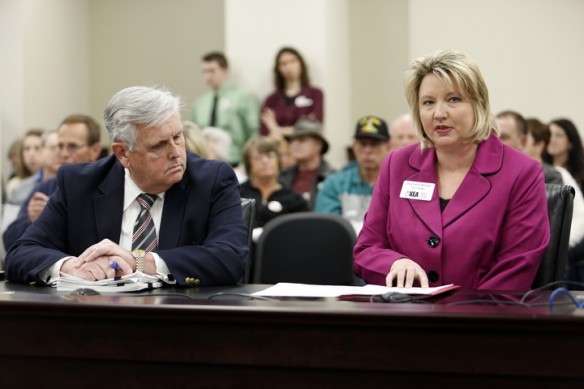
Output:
top-left (55, 272), bottom-right (164, 293)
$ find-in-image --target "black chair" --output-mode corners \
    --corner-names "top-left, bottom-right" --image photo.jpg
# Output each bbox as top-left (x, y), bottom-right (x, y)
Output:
top-left (532, 184), bottom-right (574, 288)
top-left (252, 212), bottom-right (358, 285)
top-left (240, 198), bottom-right (256, 284)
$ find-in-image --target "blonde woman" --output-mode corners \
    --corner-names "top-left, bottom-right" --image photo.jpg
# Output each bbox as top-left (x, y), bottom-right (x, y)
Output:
top-left (354, 49), bottom-right (549, 290)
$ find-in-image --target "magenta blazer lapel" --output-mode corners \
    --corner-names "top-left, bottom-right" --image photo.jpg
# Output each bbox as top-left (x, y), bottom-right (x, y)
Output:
top-left (406, 134), bottom-right (504, 232)
top-left (405, 147), bottom-right (442, 236)
top-left (443, 135), bottom-right (503, 227)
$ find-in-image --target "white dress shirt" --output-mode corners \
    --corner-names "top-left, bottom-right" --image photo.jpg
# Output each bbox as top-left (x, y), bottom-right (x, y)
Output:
top-left (42, 169), bottom-right (172, 283)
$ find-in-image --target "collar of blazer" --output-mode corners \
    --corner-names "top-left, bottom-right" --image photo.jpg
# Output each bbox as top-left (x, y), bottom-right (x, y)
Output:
top-left (404, 133), bottom-right (504, 232)
top-left (407, 133), bottom-right (503, 176)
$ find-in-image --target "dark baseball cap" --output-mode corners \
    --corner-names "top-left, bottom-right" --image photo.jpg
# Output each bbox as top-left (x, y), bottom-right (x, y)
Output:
top-left (354, 115), bottom-right (389, 141)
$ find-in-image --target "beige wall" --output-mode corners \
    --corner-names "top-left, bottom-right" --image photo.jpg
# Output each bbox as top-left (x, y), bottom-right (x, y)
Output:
top-left (409, 0), bottom-right (584, 131)
top-left (1, 0), bottom-right (90, 181)
top-left (349, 0), bottom-right (410, 127)
top-left (88, 0), bottom-right (225, 141)
top-left (226, 0), bottom-right (352, 166)
top-left (1, 0), bottom-right (224, 181)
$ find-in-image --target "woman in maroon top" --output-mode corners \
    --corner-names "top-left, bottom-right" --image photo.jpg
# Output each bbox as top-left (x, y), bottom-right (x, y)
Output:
top-left (260, 47), bottom-right (324, 138)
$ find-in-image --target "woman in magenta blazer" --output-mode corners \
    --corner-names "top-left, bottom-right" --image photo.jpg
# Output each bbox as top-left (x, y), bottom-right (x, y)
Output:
top-left (353, 49), bottom-right (549, 290)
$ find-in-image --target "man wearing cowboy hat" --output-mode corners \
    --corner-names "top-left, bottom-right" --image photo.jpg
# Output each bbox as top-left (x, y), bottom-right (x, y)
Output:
top-left (278, 117), bottom-right (336, 210)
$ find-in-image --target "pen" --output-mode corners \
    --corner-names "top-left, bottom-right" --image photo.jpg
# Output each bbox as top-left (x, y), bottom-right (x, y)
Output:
top-left (110, 261), bottom-right (120, 271)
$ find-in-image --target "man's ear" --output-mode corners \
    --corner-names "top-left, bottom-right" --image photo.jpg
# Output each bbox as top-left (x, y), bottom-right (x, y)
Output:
top-left (520, 134), bottom-right (528, 148)
top-left (112, 142), bottom-right (131, 168)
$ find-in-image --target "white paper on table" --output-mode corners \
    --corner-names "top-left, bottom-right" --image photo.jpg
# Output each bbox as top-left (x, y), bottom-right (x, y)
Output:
top-left (251, 283), bottom-right (459, 298)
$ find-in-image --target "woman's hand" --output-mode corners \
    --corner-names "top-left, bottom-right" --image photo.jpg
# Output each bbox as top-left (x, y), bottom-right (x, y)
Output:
top-left (386, 258), bottom-right (429, 288)
top-left (261, 108), bottom-right (279, 133)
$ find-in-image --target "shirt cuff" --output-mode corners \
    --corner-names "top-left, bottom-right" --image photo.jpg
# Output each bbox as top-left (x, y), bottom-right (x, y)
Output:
top-left (39, 257), bottom-right (71, 285)
top-left (150, 252), bottom-right (175, 284)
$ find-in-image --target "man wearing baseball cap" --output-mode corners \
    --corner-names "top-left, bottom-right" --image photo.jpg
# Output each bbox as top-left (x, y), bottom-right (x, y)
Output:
top-left (315, 115), bottom-right (391, 232)
top-left (279, 117), bottom-right (336, 210)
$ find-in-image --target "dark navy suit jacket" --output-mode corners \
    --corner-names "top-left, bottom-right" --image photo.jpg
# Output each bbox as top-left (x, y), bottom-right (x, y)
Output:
top-left (5, 153), bottom-right (248, 286)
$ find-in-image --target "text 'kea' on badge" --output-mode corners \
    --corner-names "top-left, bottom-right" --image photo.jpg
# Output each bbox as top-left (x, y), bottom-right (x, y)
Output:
top-left (399, 180), bottom-right (435, 201)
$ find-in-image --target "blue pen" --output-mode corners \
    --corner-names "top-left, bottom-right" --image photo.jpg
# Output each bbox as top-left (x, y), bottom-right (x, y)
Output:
top-left (111, 261), bottom-right (120, 271)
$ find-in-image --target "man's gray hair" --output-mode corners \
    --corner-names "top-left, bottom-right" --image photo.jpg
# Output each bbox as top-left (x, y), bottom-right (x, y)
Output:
top-left (104, 86), bottom-right (181, 150)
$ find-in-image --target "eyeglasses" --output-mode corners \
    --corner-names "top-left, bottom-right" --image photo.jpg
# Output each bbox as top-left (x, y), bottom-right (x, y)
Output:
top-left (252, 151), bottom-right (278, 162)
top-left (58, 143), bottom-right (88, 153)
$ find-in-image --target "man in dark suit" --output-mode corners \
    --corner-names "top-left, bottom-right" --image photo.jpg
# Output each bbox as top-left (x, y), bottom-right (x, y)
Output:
top-left (5, 86), bottom-right (247, 286)
top-left (3, 114), bottom-right (103, 251)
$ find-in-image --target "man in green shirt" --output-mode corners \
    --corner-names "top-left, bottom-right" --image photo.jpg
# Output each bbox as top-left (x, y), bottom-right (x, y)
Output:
top-left (190, 52), bottom-right (259, 166)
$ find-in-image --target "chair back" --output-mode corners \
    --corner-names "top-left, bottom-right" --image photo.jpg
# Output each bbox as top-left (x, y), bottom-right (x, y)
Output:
top-left (240, 198), bottom-right (256, 284)
top-left (532, 184), bottom-right (574, 288)
top-left (253, 212), bottom-right (358, 285)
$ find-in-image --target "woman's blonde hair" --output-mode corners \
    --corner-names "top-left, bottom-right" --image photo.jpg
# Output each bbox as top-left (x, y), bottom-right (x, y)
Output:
top-left (241, 136), bottom-right (282, 176)
top-left (405, 49), bottom-right (499, 148)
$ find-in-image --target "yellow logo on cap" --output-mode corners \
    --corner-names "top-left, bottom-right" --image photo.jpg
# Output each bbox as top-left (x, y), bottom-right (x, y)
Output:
top-left (359, 116), bottom-right (381, 134)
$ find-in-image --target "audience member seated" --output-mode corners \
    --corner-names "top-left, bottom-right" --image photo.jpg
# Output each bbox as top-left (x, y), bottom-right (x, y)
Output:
top-left (277, 137), bottom-right (296, 170)
top-left (389, 113), bottom-right (418, 150)
top-left (260, 47), bottom-right (324, 138)
top-left (239, 136), bottom-right (308, 238)
top-left (2, 138), bottom-right (24, 234)
top-left (8, 130), bottom-right (61, 206)
top-left (2, 130), bottom-right (48, 239)
top-left (496, 111), bottom-right (562, 185)
top-left (5, 129), bottom-right (44, 205)
top-left (354, 49), bottom-right (549, 290)
top-left (183, 120), bottom-right (210, 158)
top-left (496, 110), bottom-right (528, 150)
top-left (523, 118), bottom-right (584, 248)
top-left (527, 118), bottom-right (584, 283)
top-left (5, 138), bottom-right (24, 183)
top-left (3, 114), bottom-right (103, 251)
top-left (545, 118), bottom-right (584, 194)
top-left (190, 52), bottom-right (259, 166)
top-left (279, 117), bottom-right (335, 210)
top-left (315, 115), bottom-right (391, 233)
top-left (203, 126), bottom-right (247, 183)
top-left (4, 86), bottom-right (248, 286)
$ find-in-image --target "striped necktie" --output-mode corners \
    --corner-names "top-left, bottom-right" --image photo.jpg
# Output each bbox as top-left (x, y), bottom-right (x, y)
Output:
top-left (132, 193), bottom-right (158, 252)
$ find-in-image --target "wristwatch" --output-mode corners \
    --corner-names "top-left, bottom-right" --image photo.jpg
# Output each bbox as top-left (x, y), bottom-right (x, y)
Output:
top-left (132, 249), bottom-right (145, 273)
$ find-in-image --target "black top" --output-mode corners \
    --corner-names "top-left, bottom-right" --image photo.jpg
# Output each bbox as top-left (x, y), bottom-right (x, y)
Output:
top-left (439, 197), bottom-right (450, 212)
top-left (239, 181), bottom-right (309, 228)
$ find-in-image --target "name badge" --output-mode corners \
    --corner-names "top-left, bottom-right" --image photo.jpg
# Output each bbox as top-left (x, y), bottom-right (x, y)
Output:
top-left (219, 98), bottom-right (232, 110)
top-left (400, 180), bottom-right (435, 201)
top-left (295, 95), bottom-right (314, 108)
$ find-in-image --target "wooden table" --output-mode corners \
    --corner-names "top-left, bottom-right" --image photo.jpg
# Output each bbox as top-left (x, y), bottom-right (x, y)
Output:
top-left (0, 281), bottom-right (582, 388)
